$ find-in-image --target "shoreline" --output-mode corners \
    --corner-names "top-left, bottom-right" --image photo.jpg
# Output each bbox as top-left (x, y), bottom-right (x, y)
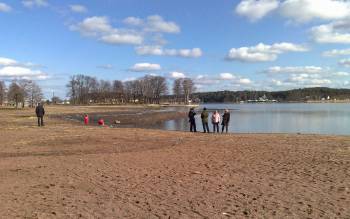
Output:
top-left (0, 106), bottom-right (349, 218)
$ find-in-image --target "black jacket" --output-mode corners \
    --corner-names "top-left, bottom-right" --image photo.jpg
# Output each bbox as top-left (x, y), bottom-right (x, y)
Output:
top-left (222, 112), bottom-right (230, 125)
top-left (35, 105), bottom-right (45, 117)
top-left (188, 110), bottom-right (196, 122)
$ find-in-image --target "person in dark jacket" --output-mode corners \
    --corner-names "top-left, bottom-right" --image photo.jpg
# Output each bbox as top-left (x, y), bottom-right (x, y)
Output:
top-left (188, 108), bottom-right (197, 132)
top-left (201, 107), bottom-right (210, 133)
top-left (221, 109), bottom-right (230, 133)
top-left (35, 102), bottom-right (45, 127)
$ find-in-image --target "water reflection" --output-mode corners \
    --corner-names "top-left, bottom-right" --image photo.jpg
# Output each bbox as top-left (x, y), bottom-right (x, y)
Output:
top-left (159, 103), bottom-right (350, 135)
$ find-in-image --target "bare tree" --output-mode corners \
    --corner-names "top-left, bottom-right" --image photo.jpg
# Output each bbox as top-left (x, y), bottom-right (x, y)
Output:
top-left (182, 78), bottom-right (195, 104)
top-left (19, 80), bottom-right (43, 107)
top-left (173, 78), bottom-right (183, 103)
top-left (99, 80), bottom-right (112, 103)
top-left (112, 80), bottom-right (124, 104)
top-left (66, 75), bottom-right (78, 104)
top-left (151, 76), bottom-right (168, 104)
top-left (7, 81), bottom-right (25, 108)
top-left (66, 74), bottom-right (170, 105)
top-left (124, 80), bottom-right (139, 103)
top-left (0, 81), bottom-right (5, 106)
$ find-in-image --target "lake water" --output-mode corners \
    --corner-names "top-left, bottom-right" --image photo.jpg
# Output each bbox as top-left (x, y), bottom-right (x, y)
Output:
top-left (156, 103), bottom-right (350, 135)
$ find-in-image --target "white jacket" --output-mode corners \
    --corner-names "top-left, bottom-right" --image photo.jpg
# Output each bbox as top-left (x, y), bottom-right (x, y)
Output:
top-left (211, 113), bottom-right (221, 123)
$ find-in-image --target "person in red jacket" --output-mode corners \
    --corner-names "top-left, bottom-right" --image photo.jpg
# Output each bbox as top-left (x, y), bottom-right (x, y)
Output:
top-left (98, 118), bottom-right (104, 126)
top-left (84, 114), bottom-right (89, 125)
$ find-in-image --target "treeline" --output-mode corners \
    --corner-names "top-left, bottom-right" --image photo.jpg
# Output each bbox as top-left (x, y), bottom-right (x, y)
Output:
top-left (193, 87), bottom-right (350, 103)
top-left (66, 74), bottom-right (195, 105)
top-left (0, 80), bottom-right (43, 108)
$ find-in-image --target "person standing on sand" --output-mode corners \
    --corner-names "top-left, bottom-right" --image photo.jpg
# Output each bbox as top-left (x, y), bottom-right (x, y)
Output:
top-left (35, 102), bottom-right (45, 127)
top-left (211, 110), bottom-right (220, 133)
top-left (221, 109), bottom-right (230, 133)
top-left (188, 108), bottom-right (197, 132)
top-left (201, 107), bottom-right (210, 133)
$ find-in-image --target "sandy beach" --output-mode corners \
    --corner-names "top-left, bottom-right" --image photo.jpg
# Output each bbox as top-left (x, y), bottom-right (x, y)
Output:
top-left (0, 106), bottom-right (349, 218)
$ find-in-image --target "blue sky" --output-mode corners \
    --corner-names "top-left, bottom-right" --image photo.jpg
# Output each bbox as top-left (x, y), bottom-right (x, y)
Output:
top-left (1, 0), bottom-right (350, 98)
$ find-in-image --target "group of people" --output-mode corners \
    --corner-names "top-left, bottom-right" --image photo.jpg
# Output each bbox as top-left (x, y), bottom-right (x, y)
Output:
top-left (84, 114), bottom-right (105, 126)
top-left (188, 107), bottom-right (230, 133)
top-left (34, 103), bottom-right (231, 133)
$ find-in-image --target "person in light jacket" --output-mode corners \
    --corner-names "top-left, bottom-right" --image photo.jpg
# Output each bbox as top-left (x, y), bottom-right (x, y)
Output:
top-left (211, 110), bottom-right (220, 133)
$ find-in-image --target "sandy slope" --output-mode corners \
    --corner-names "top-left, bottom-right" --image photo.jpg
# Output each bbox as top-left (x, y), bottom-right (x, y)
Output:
top-left (0, 106), bottom-right (349, 218)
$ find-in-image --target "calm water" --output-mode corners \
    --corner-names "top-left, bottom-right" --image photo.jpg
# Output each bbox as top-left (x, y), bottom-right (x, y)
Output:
top-left (156, 103), bottom-right (350, 135)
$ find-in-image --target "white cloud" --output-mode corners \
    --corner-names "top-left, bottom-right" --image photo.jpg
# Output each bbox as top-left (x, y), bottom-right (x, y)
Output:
top-left (129, 63), bottom-right (161, 72)
top-left (236, 0), bottom-right (350, 24)
top-left (70, 4), bottom-right (87, 13)
top-left (264, 65), bottom-right (350, 89)
top-left (227, 42), bottom-right (308, 62)
top-left (144, 15), bottom-right (180, 33)
top-left (339, 58), bottom-right (350, 67)
top-left (266, 66), bottom-right (324, 74)
top-left (0, 66), bottom-right (48, 79)
top-left (0, 57), bottom-right (18, 66)
top-left (71, 15), bottom-right (181, 47)
top-left (101, 33), bottom-right (143, 45)
top-left (220, 73), bottom-right (236, 80)
top-left (73, 16), bottom-right (113, 36)
top-left (136, 46), bottom-right (202, 58)
top-left (123, 15), bottom-right (180, 34)
top-left (332, 71), bottom-right (350, 76)
top-left (0, 57), bottom-right (49, 80)
top-left (236, 0), bottom-right (279, 21)
top-left (71, 16), bottom-right (143, 45)
top-left (123, 17), bottom-right (143, 26)
top-left (323, 48), bottom-right (350, 57)
top-left (192, 73), bottom-right (254, 89)
top-left (194, 75), bottom-right (221, 85)
top-left (311, 20), bottom-right (350, 44)
top-left (286, 74), bottom-right (332, 86)
top-left (280, 0), bottom-right (350, 23)
top-left (0, 2), bottom-right (11, 12)
top-left (219, 73), bottom-right (252, 85)
top-left (271, 79), bottom-right (283, 86)
top-left (177, 48), bottom-right (202, 58)
top-left (239, 78), bottom-right (252, 84)
top-left (22, 0), bottom-right (48, 8)
top-left (170, 71), bottom-right (186, 79)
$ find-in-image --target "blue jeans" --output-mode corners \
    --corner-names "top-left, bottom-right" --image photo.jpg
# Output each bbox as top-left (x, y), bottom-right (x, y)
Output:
top-left (212, 123), bottom-right (219, 133)
top-left (202, 121), bottom-right (210, 133)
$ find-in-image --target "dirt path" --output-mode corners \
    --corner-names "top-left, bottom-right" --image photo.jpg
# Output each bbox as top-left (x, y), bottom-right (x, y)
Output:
top-left (0, 106), bottom-right (349, 218)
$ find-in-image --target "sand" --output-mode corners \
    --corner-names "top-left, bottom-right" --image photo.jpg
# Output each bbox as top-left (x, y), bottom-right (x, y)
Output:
top-left (0, 106), bottom-right (349, 218)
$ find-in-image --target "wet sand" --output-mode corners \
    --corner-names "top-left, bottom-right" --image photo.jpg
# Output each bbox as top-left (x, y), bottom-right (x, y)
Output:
top-left (0, 106), bottom-right (349, 218)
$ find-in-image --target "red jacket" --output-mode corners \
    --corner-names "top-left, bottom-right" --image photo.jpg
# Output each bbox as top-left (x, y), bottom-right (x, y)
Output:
top-left (98, 119), bottom-right (104, 126)
top-left (84, 115), bottom-right (89, 125)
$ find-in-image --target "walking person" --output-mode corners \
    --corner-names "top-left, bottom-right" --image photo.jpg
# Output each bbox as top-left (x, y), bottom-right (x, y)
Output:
top-left (221, 109), bottom-right (230, 133)
top-left (35, 102), bottom-right (45, 127)
top-left (211, 110), bottom-right (220, 133)
top-left (188, 108), bottom-right (197, 132)
top-left (201, 107), bottom-right (210, 133)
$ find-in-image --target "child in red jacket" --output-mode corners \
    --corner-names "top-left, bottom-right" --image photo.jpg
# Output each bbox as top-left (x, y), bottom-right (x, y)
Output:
top-left (84, 114), bottom-right (89, 125)
top-left (98, 118), bottom-right (104, 126)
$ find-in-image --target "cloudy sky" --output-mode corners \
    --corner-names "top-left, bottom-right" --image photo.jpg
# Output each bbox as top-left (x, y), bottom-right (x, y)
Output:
top-left (1, 0), bottom-right (350, 98)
